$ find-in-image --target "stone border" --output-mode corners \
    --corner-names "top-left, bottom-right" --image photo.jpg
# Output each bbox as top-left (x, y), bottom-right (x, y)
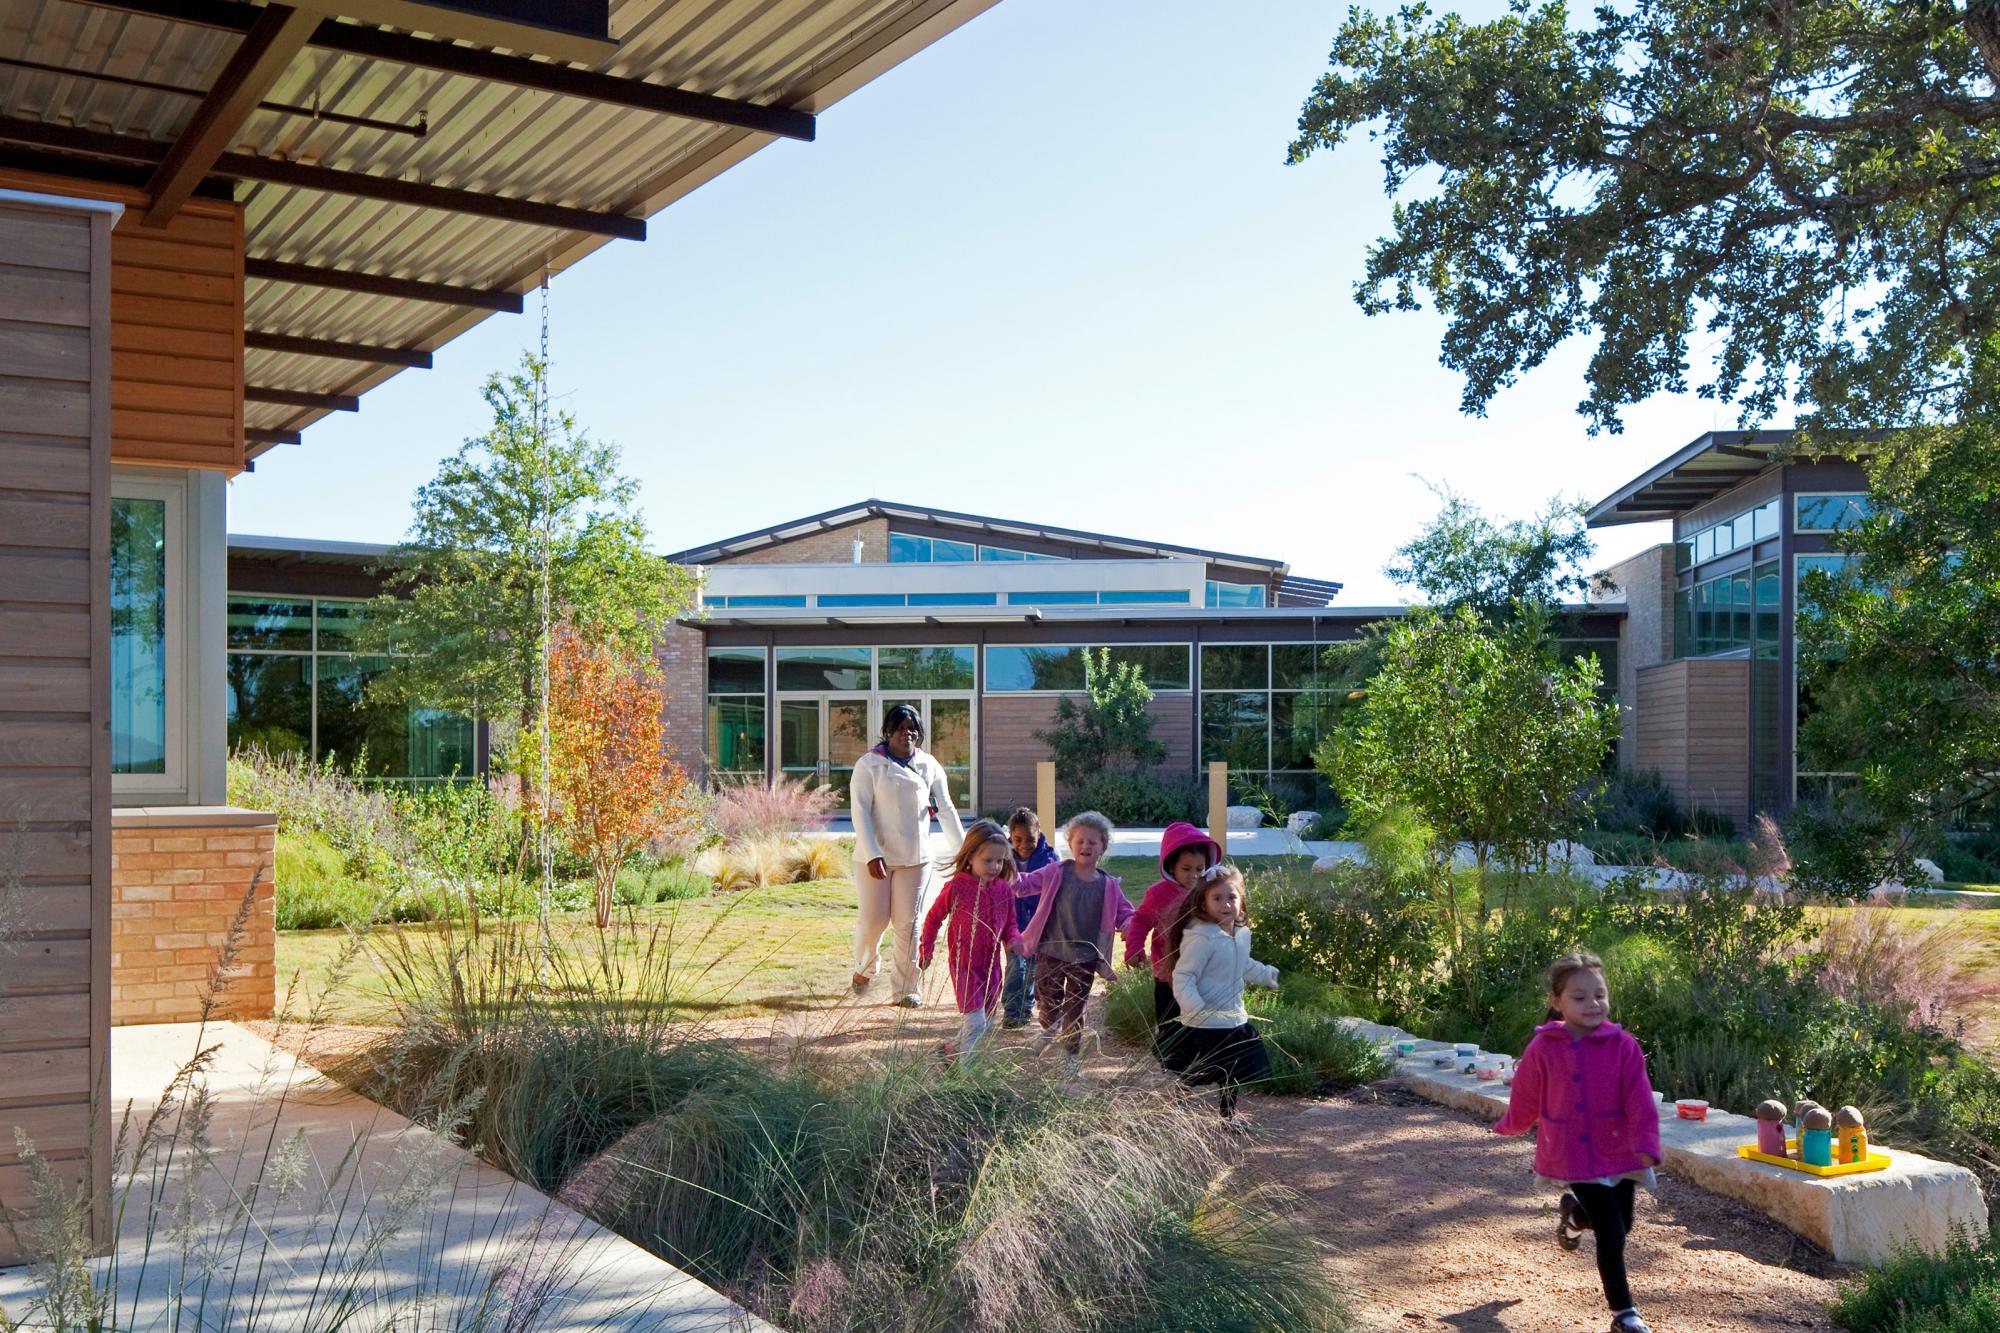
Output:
top-left (1340, 1018), bottom-right (1988, 1266)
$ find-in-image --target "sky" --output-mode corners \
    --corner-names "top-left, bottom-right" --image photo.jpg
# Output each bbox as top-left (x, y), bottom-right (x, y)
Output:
top-left (225, 0), bottom-right (1759, 606)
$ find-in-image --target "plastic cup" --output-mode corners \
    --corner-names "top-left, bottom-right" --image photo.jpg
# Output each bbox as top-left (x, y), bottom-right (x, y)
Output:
top-left (1393, 1040), bottom-right (1418, 1057)
top-left (1676, 1099), bottom-right (1709, 1121)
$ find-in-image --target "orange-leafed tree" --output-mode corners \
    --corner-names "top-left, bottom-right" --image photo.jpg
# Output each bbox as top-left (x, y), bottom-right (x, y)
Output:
top-left (530, 626), bottom-right (694, 928)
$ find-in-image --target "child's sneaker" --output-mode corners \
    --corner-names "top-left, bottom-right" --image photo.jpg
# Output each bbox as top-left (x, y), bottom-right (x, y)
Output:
top-left (1609, 1312), bottom-right (1651, 1333)
top-left (1060, 1052), bottom-right (1082, 1083)
top-left (1001, 1014), bottom-right (1029, 1030)
top-left (1220, 1112), bottom-right (1252, 1137)
top-left (938, 1041), bottom-right (958, 1066)
top-left (1557, 1192), bottom-right (1587, 1251)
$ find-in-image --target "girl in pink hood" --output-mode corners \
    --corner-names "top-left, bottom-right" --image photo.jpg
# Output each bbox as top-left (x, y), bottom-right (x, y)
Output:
top-left (1124, 821), bottom-right (1220, 1072)
top-left (1494, 952), bottom-right (1661, 1333)
top-left (918, 820), bottom-right (1021, 1061)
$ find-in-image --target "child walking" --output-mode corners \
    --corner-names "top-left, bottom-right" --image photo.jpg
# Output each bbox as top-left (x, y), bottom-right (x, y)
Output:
top-left (1494, 952), bottom-right (1661, 1333)
top-left (1014, 811), bottom-right (1132, 1080)
top-left (1125, 821), bottom-right (1220, 1071)
top-left (1167, 863), bottom-right (1278, 1127)
top-left (1001, 807), bottom-right (1058, 1029)
top-left (917, 820), bottom-right (1022, 1061)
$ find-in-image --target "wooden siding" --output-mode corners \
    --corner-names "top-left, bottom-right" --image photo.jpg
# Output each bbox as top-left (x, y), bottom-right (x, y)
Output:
top-left (1633, 659), bottom-right (1750, 828)
top-left (0, 169), bottom-right (245, 475)
top-left (0, 194), bottom-right (115, 1262)
top-left (979, 694), bottom-right (1194, 813)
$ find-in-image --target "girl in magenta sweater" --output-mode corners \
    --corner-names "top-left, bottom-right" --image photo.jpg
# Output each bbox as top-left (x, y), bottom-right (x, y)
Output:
top-left (1494, 952), bottom-right (1661, 1333)
top-left (918, 820), bottom-right (1021, 1061)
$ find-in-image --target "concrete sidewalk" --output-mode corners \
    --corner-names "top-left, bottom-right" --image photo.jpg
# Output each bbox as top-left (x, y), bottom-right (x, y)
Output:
top-left (0, 1023), bottom-right (773, 1331)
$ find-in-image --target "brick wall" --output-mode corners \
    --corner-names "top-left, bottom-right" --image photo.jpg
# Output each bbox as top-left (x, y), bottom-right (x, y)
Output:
top-left (654, 619), bottom-right (709, 783)
top-left (979, 694), bottom-right (1195, 813)
top-left (109, 810), bottom-right (276, 1024)
top-left (715, 518), bottom-right (888, 565)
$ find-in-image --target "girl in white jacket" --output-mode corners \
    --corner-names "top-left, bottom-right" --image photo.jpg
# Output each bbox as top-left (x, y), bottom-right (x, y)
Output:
top-left (1167, 864), bottom-right (1279, 1126)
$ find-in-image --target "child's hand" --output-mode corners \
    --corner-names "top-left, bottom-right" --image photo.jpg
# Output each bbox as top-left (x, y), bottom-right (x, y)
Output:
top-left (1641, 1153), bottom-right (1660, 1168)
top-left (1094, 961), bottom-right (1118, 985)
top-left (918, 951), bottom-right (933, 970)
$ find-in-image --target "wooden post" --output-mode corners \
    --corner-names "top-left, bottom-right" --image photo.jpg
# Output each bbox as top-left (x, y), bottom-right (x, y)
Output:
top-left (1207, 761), bottom-right (1228, 857)
top-left (1036, 761), bottom-right (1056, 841)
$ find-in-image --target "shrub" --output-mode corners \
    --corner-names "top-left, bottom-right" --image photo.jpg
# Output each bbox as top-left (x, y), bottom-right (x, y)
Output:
top-left (1831, 1228), bottom-right (2000, 1332)
top-left (274, 830), bottom-right (380, 930)
top-left (1066, 771), bottom-right (1204, 827)
top-left (615, 857), bottom-right (714, 905)
top-left (1104, 969), bottom-right (1388, 1096)
top-left (711, 777), bottom-right (835, 843)
top-left (1249, 864), bottom-right (1442, 1024)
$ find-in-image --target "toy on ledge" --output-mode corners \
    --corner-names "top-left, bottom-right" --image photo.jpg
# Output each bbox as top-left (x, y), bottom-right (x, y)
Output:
top-left (1737, 1098), bottom-right (1888, 1176)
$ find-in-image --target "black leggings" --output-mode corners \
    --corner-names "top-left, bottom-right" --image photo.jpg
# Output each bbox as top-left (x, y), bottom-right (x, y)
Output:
top-left (1567, 1179), bottom-right (1636, 1313)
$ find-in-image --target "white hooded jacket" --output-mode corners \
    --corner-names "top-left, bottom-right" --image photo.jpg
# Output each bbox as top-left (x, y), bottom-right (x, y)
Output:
top-left (1171, 922), bottom-right (1280, 1029)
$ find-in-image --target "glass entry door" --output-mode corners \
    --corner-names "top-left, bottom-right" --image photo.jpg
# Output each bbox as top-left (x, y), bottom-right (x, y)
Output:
top-left (778, 693), bottom-right (974, 812)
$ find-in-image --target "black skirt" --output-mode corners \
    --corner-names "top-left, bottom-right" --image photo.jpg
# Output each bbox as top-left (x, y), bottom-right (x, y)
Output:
top-left (1152, 979), bottom-right (1193, 1073)
top-left (1177, 1021), bottom-right (1271, 1091)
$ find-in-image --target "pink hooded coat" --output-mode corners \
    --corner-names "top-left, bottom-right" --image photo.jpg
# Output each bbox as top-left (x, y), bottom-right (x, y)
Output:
top-left (919, 871), bottom-right (1021, 1014)
top-left (1125, 822), bottom-right (1222, 981)
top-left (1494, 1020), bottom-right (1662, 1182)
top-left (1013, 860), bottom-right (1131, 974)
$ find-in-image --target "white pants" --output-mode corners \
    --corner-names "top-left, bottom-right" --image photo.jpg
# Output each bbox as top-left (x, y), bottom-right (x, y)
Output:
top-left (958, 1008), bottom-right (993, 1058)
top-left (854, 859), bottom-right (927, 1000)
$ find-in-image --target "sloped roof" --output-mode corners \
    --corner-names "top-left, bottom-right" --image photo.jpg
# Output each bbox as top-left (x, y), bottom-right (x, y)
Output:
top-left (661, 497), bottom-right (1311, 581)
top-left (1, 0), bottom-right (999, 460)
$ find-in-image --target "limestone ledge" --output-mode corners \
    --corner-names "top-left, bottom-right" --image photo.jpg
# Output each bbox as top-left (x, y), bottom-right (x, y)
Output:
top-left (1339, 1018), bottom-right (1988, 1266)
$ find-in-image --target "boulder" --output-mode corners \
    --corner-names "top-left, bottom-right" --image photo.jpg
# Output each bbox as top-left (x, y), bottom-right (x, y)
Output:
top-left (1914, 857), bottom-right (1946, 885)
top-left (1225, 805), bottom-right (1263, 831)
top-left (1286, 810), bottom-right (1321, 838)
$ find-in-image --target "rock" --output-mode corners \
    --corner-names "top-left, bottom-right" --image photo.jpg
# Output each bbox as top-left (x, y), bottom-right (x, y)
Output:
top-left (1311, 843), bottom-right (1368, 872)
top-left (1286, 810), bottom-right (1321, 838)
top-left (1225, 805), bottom-right (1263, 831)
top-left (1914, 857), bottom-right (1945, 885)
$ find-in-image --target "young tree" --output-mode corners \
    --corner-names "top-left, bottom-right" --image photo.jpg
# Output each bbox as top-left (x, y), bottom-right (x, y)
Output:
top-left (1035, 648), bottom-right (1167, 781)
top-left (1387, 487), bottom-right (1595, 622)
top-left (526, 628), bottom-right (696, 929)
top-left (1793, 408), bottom-right (2000, 890)
top-left (363, 355), bottom-right (695, 762)
top-left (1290, 0), bottom-right (2000, 431)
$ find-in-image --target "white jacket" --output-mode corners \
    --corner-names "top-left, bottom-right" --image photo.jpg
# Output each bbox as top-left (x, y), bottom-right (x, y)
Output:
top-left (1171, 922), bottom-right (1280, 1029)
top-left (850, 748), bottom-right (964, 869)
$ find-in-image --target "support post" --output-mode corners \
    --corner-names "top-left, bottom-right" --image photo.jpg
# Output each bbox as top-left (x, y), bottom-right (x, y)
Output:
top-left (1036, 761), bottom-right (1056, 842)
top-left (1208, 761), bottom-right (1228, 857)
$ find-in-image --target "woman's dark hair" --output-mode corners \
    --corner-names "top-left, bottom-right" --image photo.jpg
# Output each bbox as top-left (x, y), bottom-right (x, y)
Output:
top-left (881, 702), bottom-right (924, 743)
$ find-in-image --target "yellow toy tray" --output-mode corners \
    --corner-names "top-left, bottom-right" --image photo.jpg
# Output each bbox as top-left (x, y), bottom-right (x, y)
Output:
top-left (1737, 1139), bottom-right (1891, 1177)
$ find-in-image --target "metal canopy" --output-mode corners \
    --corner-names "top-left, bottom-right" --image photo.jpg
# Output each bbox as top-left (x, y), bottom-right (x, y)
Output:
top-left (0, 0), bottom-right (1002, 459)
top-left (1586, 431), bottom-right (1791, 527)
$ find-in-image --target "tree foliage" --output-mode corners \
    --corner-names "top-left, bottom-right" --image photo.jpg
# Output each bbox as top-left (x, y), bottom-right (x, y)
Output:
top-left (1320, 606), bottom-right (1618, 871)
top-left (1387, 486), bottom-right (1596, 619)
top-left (524, 628), bottom-right (696, 929)
top-left (1793, 406), bottom-right (2000, 888)
top-left (1290, 0), bottom-right (2000, 430)
top-left (364, 355), bottom-right (694, 757)
top-left (1035, 648), bottom-right (1167, 781)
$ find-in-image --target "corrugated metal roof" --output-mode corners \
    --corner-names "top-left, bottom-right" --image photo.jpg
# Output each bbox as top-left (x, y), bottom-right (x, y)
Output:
top-left (1, 0), bottom-right (1000, 454)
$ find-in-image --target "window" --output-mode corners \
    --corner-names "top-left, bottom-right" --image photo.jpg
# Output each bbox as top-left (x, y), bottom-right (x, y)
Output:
top-left (775, 646), bottom-right (872, 691)
top-left (983, 643), bottom-right (1191, 692)
top-left (225, 593), bottom-right (476, 783)
top-left (818, 593), bottom-right (907, 608)
top-left (704, 594), bottom-right (808, 608)
top-left (1675, 565), bottom-right (1774, 658)
top-left (888, 531), bottom-right (992, 562)
top-left (1793, 553), bottom-right (1858, 800)
top-left (907, 592), bottom-right (996, 607)
top-left (111, 482), bottom-right (186, 790)
top-left (1205, 580), bottom-right (1267, 608)
top-left (1677, 498), bottom-right (1781, 572)
top-left (705, 647), bottom-right (767, 782)
top-left (1008, 591), bottom-right (1096, 606)
top-left (878, 646), bottom-right (975, 691)
top-left (1197, 642), bottom-right (1331, 808)
top-left (1795, 493), bottom-right (1872, 533)
top-left (1003, 589), bottom-right (1190, 606)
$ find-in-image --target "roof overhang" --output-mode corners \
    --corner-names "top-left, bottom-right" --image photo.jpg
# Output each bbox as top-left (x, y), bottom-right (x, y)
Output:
top-left (2, 0), bottom-right (1003, 460)
top-left (1587, 428), bottom-right (1883, 527)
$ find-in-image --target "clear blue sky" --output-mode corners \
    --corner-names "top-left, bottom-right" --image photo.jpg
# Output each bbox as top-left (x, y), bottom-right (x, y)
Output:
top-left (227, 0), bottom-right (1758, 605)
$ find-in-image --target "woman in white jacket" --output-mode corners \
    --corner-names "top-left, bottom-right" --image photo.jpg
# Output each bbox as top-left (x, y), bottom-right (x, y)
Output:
top-left (850, 703), bottom-right (965, 1006)
top-left (1168, 863), bottom-right (1279, 1125)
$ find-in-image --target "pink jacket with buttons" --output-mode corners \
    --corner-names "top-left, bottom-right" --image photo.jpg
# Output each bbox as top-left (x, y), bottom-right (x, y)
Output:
top-left (1493, 1020), bottom-right (1662, 1182)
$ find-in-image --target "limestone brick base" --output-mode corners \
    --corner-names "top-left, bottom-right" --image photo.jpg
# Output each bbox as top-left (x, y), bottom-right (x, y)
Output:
top-left (110, 808), bottom-right (277, 1025)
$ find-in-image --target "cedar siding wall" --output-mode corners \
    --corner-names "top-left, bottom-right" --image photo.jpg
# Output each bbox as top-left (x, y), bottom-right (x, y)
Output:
top-left (979, 694), bottom-right (1193, 813)
top-left (0, 195), bottom-right (116, 1260)
top-left (1634, 658), bottom-right (1750, 828)
top-left (0, 168), bottom-right (245, 475)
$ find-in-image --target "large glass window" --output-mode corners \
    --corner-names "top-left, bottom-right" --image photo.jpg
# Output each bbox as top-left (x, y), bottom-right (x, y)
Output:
top-left (1793, 554), bottom-right (1857, 800)
top-left (1205, 580), bottom-right (1268, 608)
top-left (1197, 642), bottom-right (1329, 807)
top-left (775, 646), bottom-right (872, 691)
top-left (225, 593), bottom-right (476, 783)
top-left (1676, 497), bottom-right (1781, 572)
top-left (983, 643), bottom-right (1191, 692)
top-left (878, 646), bottom-right (975, 691)
top-left (1795, 493), bottom-right (1872, 533)
top-left (706, 648), bottom-right (768, 783)
top-left (111, 496), bottom-right (170, 776)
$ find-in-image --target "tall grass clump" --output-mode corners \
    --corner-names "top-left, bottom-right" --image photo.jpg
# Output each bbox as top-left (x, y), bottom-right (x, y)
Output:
top-left (1817, 903), bottom-right (1981, 1034)
top-left (710, 776), bottom-right (835, 843)
top-left (365, 916), bottom-right (1350, 1332)
top-left (1103, 969), bottom-right (1387, 1098)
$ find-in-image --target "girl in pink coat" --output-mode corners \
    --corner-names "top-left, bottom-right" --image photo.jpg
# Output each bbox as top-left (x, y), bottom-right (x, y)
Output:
top-left (1494, 952), bottom-right (1661, 1333)
top-left (918, 820), bottom-right (1021, 1060)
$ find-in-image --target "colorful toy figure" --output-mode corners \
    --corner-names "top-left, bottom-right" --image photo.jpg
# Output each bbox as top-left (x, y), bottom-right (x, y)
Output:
top-left (1834, 1105), bottom-right (1868, 1165)
top-left (1791, 1099), bottom-right (1824, 1157)
top-left (1754, 1099), bottom-right (1788, 1156)
top-left (1801, 1105), bottom-right (1835, 1167)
